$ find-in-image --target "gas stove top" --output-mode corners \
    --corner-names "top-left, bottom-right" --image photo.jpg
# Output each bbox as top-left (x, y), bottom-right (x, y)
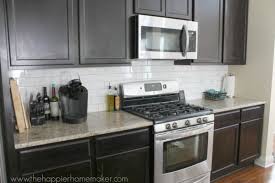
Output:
top-left (120, 80), bottom-right (214, 133)
top-left (124, 102), bottom-right (212, 123)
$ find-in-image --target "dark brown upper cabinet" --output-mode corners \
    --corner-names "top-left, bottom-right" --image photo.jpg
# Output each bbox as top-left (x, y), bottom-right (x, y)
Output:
top-left (79, 0), bottom-right (128, 65)
top-left (166, 0), bottom-right (192, 20)
top-left (135, 0), bottom-right (192, 20)
top-left (223, 0), bottom-right (248, 65)
top-left (134, 0), bottom-right (165, 16)
top-left (7, 0), bottom-right (78, 66)
top-left (194, 0), bottom-right (223, 64)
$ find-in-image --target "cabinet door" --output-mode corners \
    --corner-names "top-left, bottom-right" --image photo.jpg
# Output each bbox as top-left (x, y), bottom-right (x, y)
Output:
top-left (135, 0), bottom-right (165, 16)
top-left (79, 0), bottom-right (127, 64)
top-left (7, 0), bottom-right (78, 66)
top-left (166, 0), bottom-right (192, 20)
top-left (211, 124), bottom-right (239, 180)
top-left (239, 119), bottom-right (263, 165)
top-left (223, 0), bottom-right (248, 65)
top-left (194, 0), bottom-right (223, 63)
top-left (96, 147), bottom-right (150, 183)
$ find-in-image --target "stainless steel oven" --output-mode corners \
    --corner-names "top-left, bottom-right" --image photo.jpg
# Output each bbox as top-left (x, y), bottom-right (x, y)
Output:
top-left (134, 15), bottom-right (198, 60)
top-left (154, 122), bottom-right (214, 183)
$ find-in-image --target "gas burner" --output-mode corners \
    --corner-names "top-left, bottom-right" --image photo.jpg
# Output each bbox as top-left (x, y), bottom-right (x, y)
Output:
top-left (126, 102), bottom-right (212, 123)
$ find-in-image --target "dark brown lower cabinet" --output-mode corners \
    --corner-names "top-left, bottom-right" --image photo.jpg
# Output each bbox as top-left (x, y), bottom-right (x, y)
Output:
top-left (212, 124), bottom-right (239, 180)
top-left (96, 147), bottom-right (150, 183)
top-left (16, 128), bottom-right (151, 182)
top-left (211, 105), bottom-right (264, 181)
top-left (24, 161), bottom-right (92, 179)
top-left (239, 119), bottom-right (262, 165)
top-left (17, 140), bottom-right (93, 183)
top-left (95, 128), bottom-right (151, 183)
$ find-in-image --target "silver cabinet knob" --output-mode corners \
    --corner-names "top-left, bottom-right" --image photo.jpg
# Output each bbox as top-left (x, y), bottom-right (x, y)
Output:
top-left (172, 122), bottom-right (178, 128)
top-left (166, 124), bottom-right (171, 130)
top-left (197, 118), bottom-right (202, 124)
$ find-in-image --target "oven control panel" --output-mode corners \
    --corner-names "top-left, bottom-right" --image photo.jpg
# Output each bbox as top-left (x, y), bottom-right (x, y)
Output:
top-left (121, 80), bottom-right (179, 98)
top-left (154, 114), bottom-right (215, 133)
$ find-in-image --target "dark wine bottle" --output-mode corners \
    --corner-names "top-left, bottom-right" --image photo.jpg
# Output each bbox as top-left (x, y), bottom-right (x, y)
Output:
top-left (50, 84), bottom-right (59, 121)
top-left (42, 87), bottom-right (51, 120)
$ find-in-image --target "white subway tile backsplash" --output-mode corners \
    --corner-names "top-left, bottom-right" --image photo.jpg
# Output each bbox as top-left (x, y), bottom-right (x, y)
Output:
top-left (9, 60), bottom-right (228, 112)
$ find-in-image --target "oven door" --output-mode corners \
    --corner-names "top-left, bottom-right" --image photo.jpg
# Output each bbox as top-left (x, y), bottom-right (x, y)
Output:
top-left (154, 123), bottom-right (214, 183)
top-left (136, 15), bottom-right (192, 60)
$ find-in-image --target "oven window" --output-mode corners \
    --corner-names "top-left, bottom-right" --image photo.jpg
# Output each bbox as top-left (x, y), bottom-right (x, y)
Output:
top-left (163, 133), bottom-right (208, 173)
top-left (141, 26), bottom-right (181, 52)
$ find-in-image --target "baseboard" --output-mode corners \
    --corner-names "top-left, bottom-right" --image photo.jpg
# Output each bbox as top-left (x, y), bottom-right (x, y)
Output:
top-left (255, 155), bottom-right (274, 168)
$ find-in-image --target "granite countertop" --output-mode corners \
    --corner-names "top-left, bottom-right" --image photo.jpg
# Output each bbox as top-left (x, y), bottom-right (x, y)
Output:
top-left (15, 97), bottom-right (265, 150)
top-left (189, 97), bottom-right (266, 113)
top-left (14, 111), bottom-right (153, 150)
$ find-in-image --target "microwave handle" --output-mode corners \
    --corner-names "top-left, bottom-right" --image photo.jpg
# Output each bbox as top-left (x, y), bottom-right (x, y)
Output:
top-left (180, 24), bottom-right (190, 57)
top-left (185, 25), bottom-right (190, 56)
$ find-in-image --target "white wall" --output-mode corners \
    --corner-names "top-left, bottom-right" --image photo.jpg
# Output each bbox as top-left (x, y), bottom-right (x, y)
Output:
top-left (229, 0), bottom-right (275, 167)
top-left (9, 60), bottom-right (228, 112)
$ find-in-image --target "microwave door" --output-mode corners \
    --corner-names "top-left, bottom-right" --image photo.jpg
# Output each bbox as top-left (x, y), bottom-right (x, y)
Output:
top-left (137, 15), bottom-right (187, 60)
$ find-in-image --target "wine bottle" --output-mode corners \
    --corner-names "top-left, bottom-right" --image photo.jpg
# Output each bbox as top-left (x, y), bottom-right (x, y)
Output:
top-left (42, 87), bottom-right (51, 120)
top-left (50, 84), bottom-right (59, 121)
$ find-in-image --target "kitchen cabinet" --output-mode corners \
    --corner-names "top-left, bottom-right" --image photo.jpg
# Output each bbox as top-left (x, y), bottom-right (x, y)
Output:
top-left (134, 0), bottom-right (165, 16)
top-left (96, 147), bottom-right (150, 183)
top-left (223, 0), bottom-right (248, 65)
top-left (134, 0), bottom-right (192, 20)
top-left (79, 0), bottom-right (128, 64)
top-left (212, 110), bottom-right (240, 180)
top-left (166, 0), bottom-right (192, 20)
top-left (194, 0), bottom-right (223, 64)
top-left (212, 125), bottom-right (239, 180)
top-left (7, 0), bottom-right (78, 66)
top-left (95, 128), bottom-right (150, 183)
top-left (211, 105), bottom-right (264, 181)
top-left (18, 140), bottom-right (93, 177)
top-left (25, 162), bottom-right (92, 178)
top-left (239, 119), bottom-right (262, 165)
top-left (239, 106), bottom-right (264, 166)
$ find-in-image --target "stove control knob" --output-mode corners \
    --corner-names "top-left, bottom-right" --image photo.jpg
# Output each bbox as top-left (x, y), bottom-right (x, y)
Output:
top-left (203, 117), bottom-right (208, 123)
top-left (185, 120), bottom-right (190, 126)
top-left (172, 122), bottom-right (178, 128)
top-left (197, 118), bottom-right (202, 124)
top-left (165, 124), bottom-right (171, 130)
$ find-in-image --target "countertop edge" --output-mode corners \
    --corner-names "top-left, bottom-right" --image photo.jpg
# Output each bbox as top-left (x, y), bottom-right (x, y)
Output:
top-left (15, 122), bottom-right (153, 150)
top-left (212, 101), bottom-right (266, 113)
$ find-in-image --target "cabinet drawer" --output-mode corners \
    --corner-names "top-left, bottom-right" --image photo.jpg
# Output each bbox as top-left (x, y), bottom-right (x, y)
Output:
top-left (19, 140), bottom-right (90, 174)
top-left (24, 161), bottom-right (92, 177)
top-left (96, 128), bottom-right (150, 157)
top-left (215, 110), bottom-right (240, 129)
top-left (241, 105), bottom-right (264, 122)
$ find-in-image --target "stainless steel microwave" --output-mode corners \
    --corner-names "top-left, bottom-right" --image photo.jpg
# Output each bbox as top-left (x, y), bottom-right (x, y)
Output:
top-left (134, 15), bottom-right (198, 60)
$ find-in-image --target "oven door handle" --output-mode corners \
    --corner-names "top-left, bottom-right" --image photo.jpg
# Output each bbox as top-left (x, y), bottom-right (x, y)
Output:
top-left (155, 123), bottom-right (214, 143)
